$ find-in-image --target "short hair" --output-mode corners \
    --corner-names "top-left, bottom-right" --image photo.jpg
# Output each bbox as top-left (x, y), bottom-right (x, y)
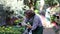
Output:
top-left (24, 10), bottom-right (35, 17)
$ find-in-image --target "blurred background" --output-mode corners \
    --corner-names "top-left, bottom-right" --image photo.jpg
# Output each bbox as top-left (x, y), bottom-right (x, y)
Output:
top-left (0, 0), bottom-right (60, 34)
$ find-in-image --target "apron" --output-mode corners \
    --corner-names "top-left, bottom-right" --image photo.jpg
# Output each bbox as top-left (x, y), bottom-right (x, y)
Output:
top-left (32, 26), bottom-right (43, 34)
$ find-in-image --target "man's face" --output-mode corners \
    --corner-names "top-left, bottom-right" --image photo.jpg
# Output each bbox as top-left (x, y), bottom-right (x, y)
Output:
top-left (25, 14), bottom-right (30, 18)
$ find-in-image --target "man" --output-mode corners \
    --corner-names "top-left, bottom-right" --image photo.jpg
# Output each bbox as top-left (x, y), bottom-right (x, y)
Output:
top-left (23, 10), bottom-right (43, 34)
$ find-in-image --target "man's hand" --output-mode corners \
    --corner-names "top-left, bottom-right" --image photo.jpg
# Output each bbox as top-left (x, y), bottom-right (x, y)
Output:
top-left (27, 25), bottom-right (32, 29)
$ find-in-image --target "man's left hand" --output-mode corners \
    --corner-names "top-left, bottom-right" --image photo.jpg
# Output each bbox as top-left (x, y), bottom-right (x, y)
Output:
top-left (27, 25), bottom-right (32, 29)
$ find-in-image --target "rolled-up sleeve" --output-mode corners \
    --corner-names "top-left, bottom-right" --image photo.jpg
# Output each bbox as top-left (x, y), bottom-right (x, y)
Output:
top-left (21, 17), bottom-right (27, 26)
